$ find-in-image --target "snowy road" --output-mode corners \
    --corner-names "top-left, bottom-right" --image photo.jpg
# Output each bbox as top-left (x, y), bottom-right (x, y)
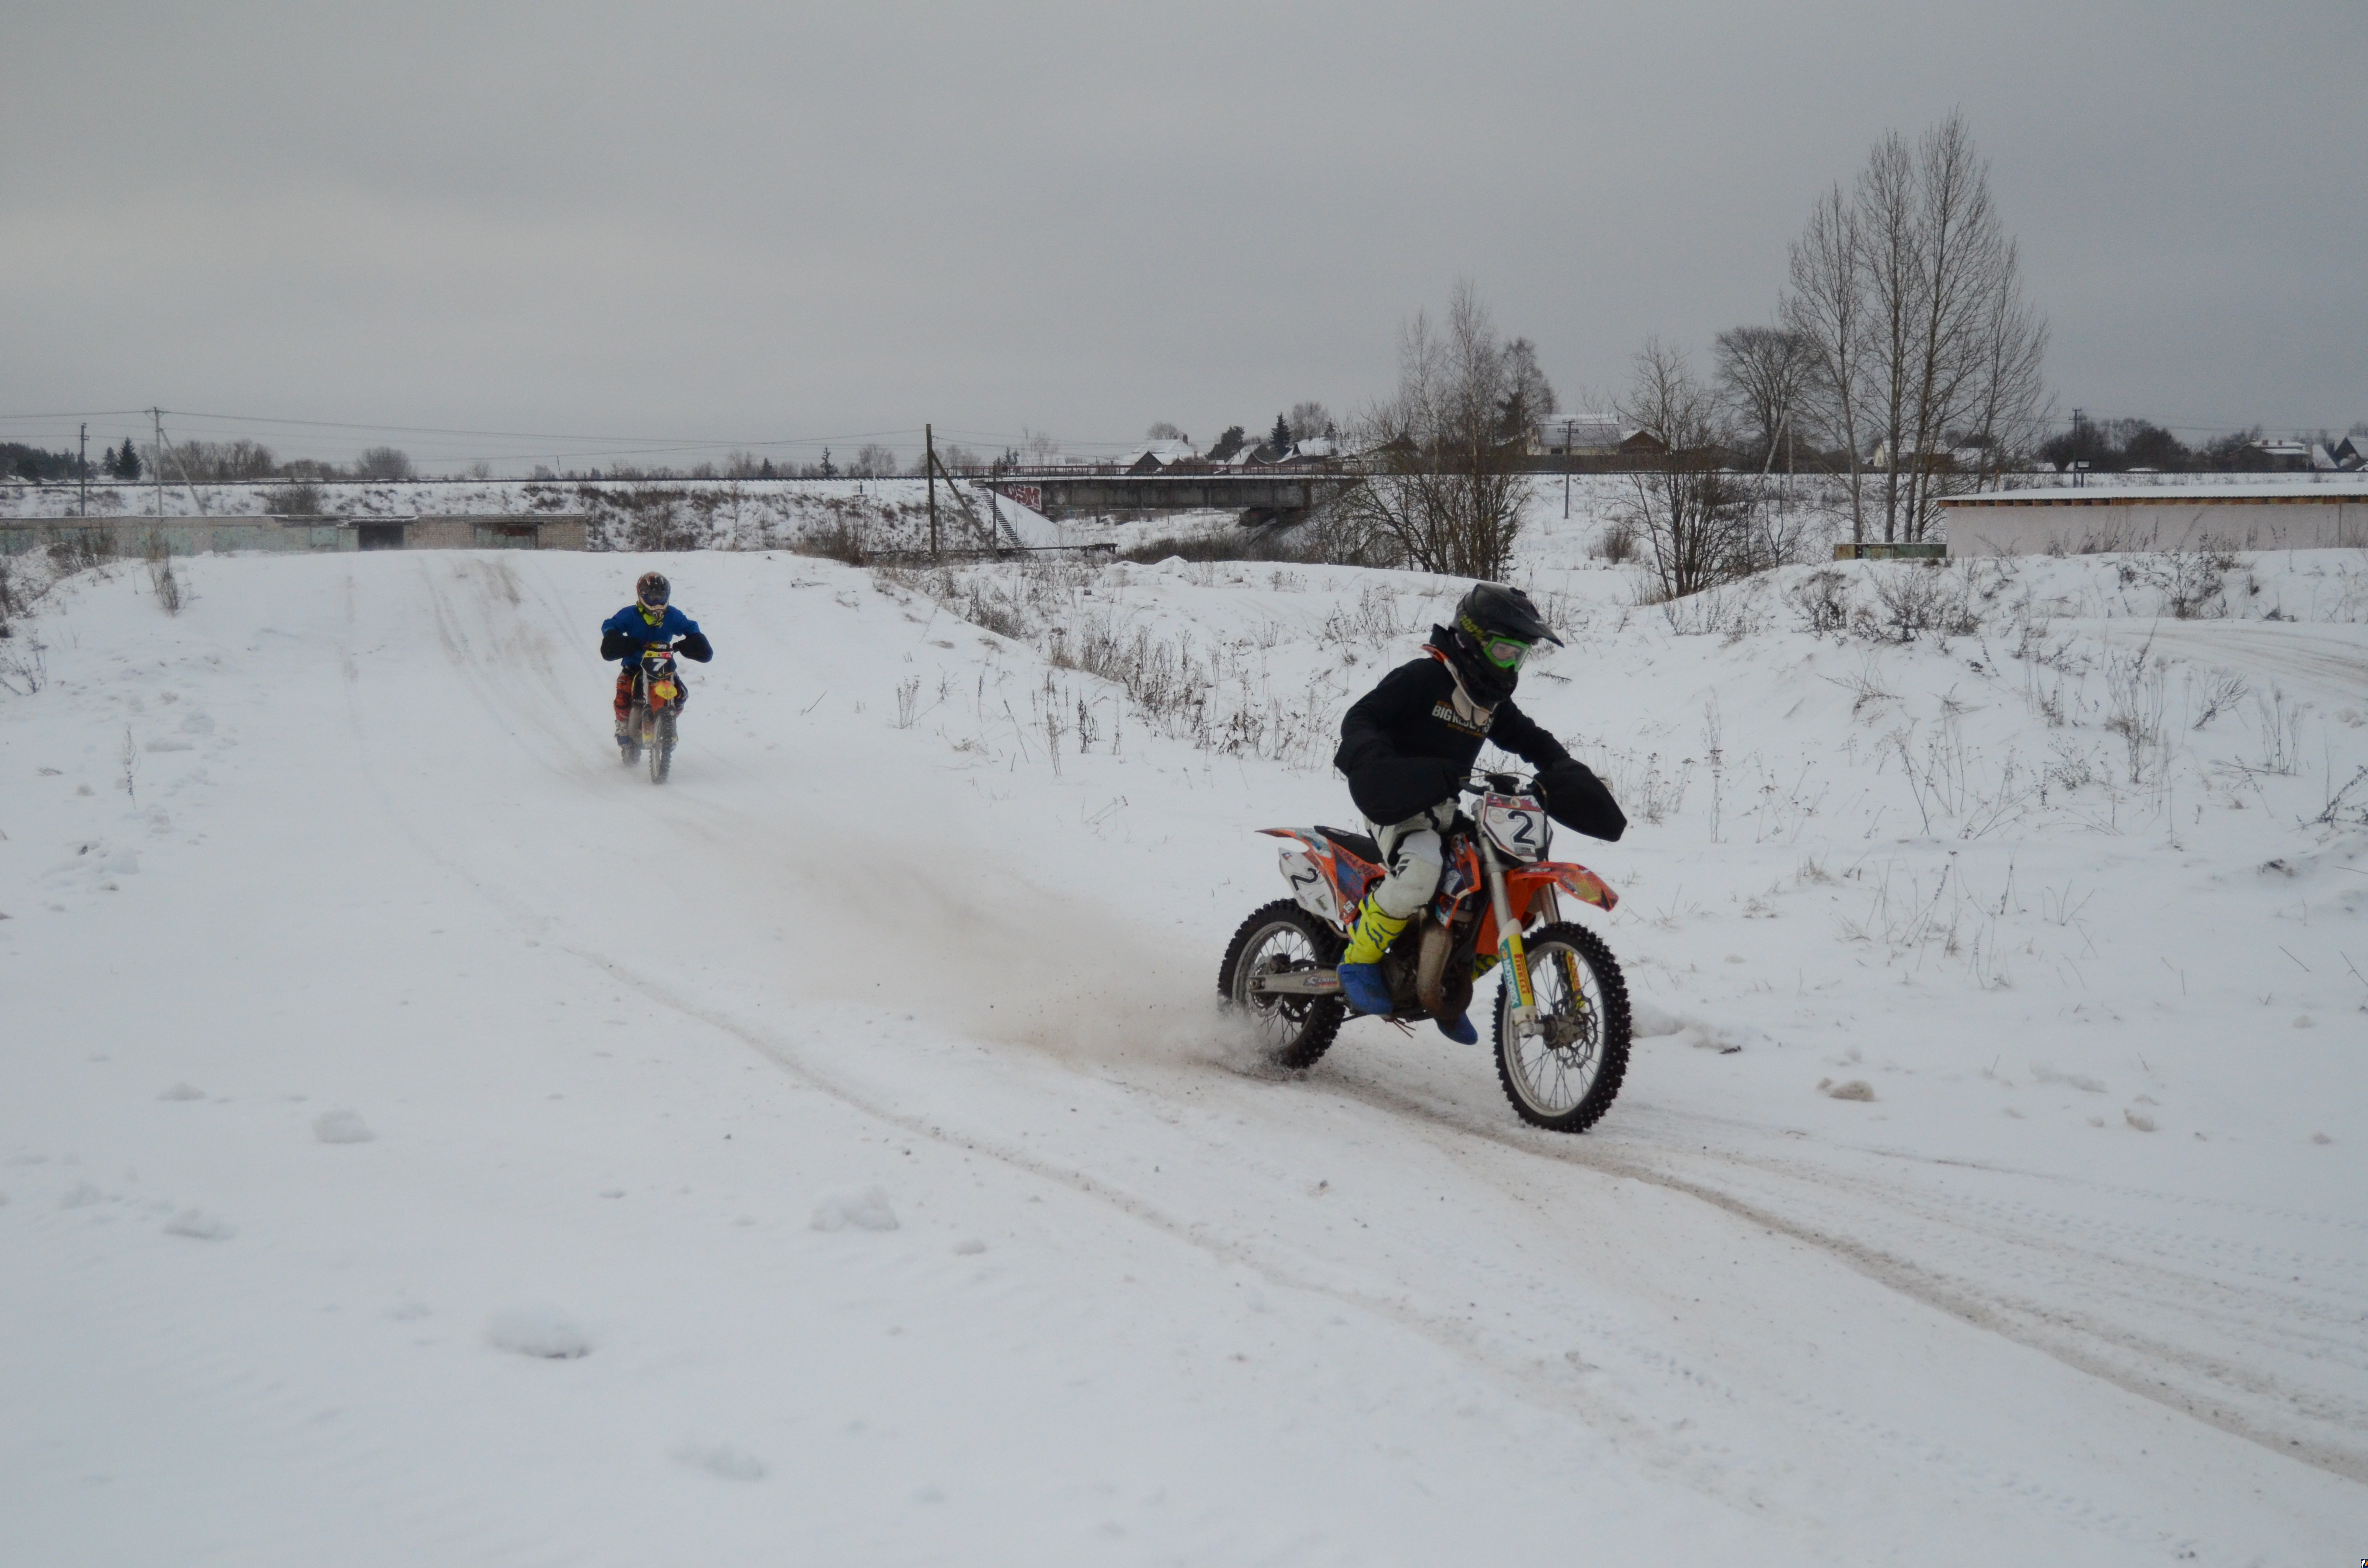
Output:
top-left (4, 549), bottom-right (2363, 1564)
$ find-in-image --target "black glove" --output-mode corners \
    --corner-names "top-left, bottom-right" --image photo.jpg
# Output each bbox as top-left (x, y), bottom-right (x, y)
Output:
top-left (599, 628), bottom-right (635, 661)
top-left (1540, 760), bottom-right (1626, 842)
top-left (675, 631), bottom-right (714, 662)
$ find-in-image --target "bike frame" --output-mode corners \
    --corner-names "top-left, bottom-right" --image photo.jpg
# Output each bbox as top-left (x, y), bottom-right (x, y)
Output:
top-left (1256, 777), bottom-right (1617, 1033)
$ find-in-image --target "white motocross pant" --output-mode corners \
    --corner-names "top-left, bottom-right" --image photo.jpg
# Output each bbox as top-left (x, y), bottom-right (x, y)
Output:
top-left (1366, 800), bottom-right (1457, 920)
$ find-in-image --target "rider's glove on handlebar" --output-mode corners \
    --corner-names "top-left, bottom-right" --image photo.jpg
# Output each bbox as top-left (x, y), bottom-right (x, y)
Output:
top-left (1541, 759), bottom-right (1626, 842)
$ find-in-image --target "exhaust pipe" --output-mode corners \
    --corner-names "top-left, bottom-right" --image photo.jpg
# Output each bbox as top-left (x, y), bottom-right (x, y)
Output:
top-left (1415, 917), bottom-right (1455, 1020)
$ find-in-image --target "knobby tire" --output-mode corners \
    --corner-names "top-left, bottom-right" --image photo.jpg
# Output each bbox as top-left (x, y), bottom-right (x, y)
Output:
top-left (1492, 920), bottom-right (1630, 1133)
top-left (1218, 899), bottom-right (1346, 1070)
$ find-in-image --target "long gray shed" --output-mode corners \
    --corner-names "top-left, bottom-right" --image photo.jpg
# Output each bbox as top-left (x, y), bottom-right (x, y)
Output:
top-left (1939, 483), bottom-right (2368, 555)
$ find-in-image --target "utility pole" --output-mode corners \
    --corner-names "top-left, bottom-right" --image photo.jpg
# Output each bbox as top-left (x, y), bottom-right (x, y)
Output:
top-left (1562, 418), bottom-right (1574, 518)
top-left (78, 422), bottom-right (88, 517)
top-left (925, 423), bottom-right (939, 560)
top-left (151, 408), bottom-right (164, 521)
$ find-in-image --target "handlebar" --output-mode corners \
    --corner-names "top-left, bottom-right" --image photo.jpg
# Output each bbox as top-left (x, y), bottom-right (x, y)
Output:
top-left (1460, 770), bottom-right (1535, 796)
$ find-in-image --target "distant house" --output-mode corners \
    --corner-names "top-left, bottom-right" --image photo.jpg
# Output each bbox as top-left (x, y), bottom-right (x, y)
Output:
top-left (1278, 437), bottom-right (1339, 465)
top-left (2334, 435), bottom-right (2368, 470)
top-left (1545, 419), bottom-right (1623, 456)
top-left (1119, 439), bottom-right (1201, 474)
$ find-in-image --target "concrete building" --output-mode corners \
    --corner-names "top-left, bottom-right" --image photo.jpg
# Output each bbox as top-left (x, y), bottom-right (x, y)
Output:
top-left (0, 514), bottom-right (590, 557)
top-left (1938, 482), bottom-right (2368, 555)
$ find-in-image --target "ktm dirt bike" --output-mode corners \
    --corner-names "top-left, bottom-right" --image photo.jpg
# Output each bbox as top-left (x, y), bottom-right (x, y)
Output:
top-left (1217, 771), bottom-right (1631, 1133)
top-left (619, 643), bottom-right (684, 784)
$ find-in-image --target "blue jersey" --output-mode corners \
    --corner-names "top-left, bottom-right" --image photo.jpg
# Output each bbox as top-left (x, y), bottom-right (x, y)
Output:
top-left (602, 603), bottom-right (702, 664)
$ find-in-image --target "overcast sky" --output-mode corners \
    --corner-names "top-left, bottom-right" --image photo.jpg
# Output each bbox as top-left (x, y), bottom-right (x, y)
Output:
top-left (6, 1), bottom-right (2362, 469)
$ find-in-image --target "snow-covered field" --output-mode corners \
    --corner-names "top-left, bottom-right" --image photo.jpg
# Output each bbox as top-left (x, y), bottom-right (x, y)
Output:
top-left (4, 507), bottom-right (2366, 1563)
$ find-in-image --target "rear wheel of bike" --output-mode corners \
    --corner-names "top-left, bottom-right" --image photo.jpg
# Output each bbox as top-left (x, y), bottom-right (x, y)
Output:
top-left (649, 710), bottom-right (674, 784)
top-left (1218, 899), bottom-right (1345, 1070)
top-left (1492, 921), bottom-right (1630, 1133)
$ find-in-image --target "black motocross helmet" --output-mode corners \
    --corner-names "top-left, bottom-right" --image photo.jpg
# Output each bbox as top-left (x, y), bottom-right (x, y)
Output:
top-left (1443, 581), bottom-right (1562, 706)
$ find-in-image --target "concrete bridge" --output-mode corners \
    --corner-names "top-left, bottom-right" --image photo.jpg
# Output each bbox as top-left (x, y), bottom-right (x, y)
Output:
top-left (988, 468), bottom-right (1359, 527)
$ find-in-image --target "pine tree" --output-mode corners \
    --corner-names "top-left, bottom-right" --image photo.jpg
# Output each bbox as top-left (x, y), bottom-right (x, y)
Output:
top-left (117, 438), bottom-right (142, 481)
top-left (1269, 414), bottom-right (1292, 454)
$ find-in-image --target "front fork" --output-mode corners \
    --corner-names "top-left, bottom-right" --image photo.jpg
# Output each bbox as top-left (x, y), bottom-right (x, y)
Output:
top-left (1478, 835), bottom-right (1543, 1040)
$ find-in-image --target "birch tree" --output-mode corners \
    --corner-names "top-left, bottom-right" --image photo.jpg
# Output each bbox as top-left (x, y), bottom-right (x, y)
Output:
top-left (1782, 111), bottom-right (2048, 545)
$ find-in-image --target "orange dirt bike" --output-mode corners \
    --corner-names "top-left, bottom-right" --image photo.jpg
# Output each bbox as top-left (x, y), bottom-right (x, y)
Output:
top-left (1218, 770), bottom-right (1631, 1133)
top-left (620, 642), bottom-right (685, 784)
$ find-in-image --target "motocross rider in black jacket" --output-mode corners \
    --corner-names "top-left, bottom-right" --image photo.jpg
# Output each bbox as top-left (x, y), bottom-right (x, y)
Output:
top-left (1331, 581), bottom-right (1625, 1040)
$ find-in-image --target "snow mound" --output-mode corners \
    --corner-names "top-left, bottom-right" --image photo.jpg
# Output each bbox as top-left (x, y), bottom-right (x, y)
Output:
top-left (2032, 1063), bottom-right (2108, 1094)
top-left (313, 1110), bottom-right (376, 1144)
top-left (810, 1186), bottom-right (899, 1232)
top-left (487, 1307), bottom-right (593, 1360)
top-left (1630, 997), bottom-right (1760, 1053)
top-left (163, 1209), bottom-right (234, 1240)
top-left (670, 1441), bottom-right (766, 1482)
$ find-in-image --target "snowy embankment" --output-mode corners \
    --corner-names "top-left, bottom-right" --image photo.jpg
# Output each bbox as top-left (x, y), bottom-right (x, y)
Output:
top-left (2, 520), bottom-right (2365, 1563)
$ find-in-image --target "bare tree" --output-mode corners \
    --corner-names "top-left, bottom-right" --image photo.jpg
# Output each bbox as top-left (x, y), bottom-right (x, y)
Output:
top-left (1144, 421), bottom-right (1189, 445)
top-left (1285, 400), bottom-right (1335, 444)
top-left (1784, 184), bottom-right (1873, 543)
top-left (1712, 326), bottom-right (1814, 469)
top-left (1615, 339), bottom-right (1758, 599)
top-left (1782, 112), bottom-right (2048, 545)
top-left (1339, 281), bottom-right (1532, 579)
top-left (1951, 239), bottom-right (2050, 490)
top-left (850, 442), bottom-right (899, 477)
top-left (147, 439), bottom-right (278, 481)
top-left (1280, 400), bottom-right (1332, 445)
top-left (353, 446), bottom-right (414, 481)
top-left (1495, 338), bottom-right (1557, 445)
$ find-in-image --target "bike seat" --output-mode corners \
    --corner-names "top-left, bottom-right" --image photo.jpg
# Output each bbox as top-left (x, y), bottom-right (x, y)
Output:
top-left (1315, 826), bottom-right (1384, 867)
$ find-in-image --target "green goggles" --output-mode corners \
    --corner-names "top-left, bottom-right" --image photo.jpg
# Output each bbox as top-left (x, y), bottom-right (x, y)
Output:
top-left (1478, 635), bottom-right (1533, 670)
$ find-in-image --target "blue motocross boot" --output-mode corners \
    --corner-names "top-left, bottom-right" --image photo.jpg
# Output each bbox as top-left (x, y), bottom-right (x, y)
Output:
top-left (1335, 896), bottom-right (1406, 1016)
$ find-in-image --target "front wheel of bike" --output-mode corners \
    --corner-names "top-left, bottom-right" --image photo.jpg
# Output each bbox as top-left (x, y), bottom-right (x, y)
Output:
top-left (1492, 921), bottom-right (1630, 1133)
top-left (648, 710), bottom-right (674, 784)
top-left (1218, 899), bottom-right (1345, 1070)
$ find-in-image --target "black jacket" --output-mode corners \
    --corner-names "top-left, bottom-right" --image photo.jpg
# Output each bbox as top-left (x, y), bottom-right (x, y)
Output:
top-left (1334, 634), bottom-right (1626, 841)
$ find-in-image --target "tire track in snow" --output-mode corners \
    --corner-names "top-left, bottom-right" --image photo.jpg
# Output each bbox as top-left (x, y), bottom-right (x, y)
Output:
top-left (1308, 1062), bottom-right (2368, 1483)
top-left (572, 954), bottom-right (2263, 1559)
